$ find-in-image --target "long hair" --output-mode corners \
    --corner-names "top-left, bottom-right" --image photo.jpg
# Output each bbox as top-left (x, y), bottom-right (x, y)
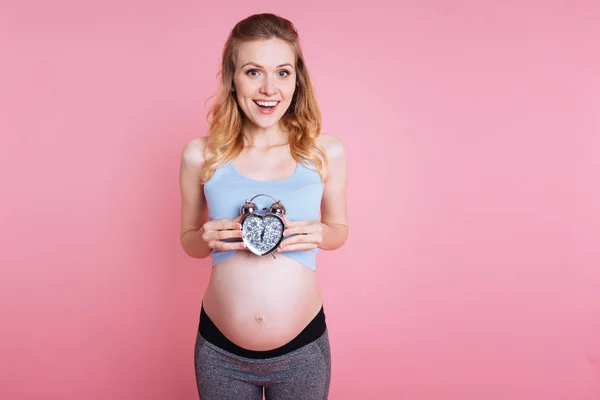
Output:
top-left (200, 13), bottom-right (326, 184)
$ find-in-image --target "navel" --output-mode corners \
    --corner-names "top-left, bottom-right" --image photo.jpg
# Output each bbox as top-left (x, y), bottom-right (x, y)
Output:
top-left (255, 315), bottom-right (266, 323)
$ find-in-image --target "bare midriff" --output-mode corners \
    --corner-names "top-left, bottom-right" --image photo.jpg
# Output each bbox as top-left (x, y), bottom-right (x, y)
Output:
top-left (202, 251), bottom-right (323, 351)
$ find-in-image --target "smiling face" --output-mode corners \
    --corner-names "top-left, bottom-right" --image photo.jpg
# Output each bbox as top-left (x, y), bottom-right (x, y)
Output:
top-left (233, 38), bottom-right (297, 130)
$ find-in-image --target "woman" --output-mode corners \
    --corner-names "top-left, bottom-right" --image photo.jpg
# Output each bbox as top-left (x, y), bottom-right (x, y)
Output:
top-left (179, 13), bottom-right (348, 400)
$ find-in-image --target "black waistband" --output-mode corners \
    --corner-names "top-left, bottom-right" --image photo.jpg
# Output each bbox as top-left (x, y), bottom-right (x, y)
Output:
top-left (199, 305), bottom-right (326, 359)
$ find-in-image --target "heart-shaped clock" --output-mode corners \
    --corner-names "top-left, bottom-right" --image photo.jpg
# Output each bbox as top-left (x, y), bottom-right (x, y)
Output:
top-left (239, 194), bottom-right (286, 257)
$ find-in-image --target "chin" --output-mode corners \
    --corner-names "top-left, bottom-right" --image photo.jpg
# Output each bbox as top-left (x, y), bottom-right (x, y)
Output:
top-left (250, 116), bottom-right (283, 129)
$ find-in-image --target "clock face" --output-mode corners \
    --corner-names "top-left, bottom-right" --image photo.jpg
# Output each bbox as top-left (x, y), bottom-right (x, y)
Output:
top-left (241, 214), bottom-right (285, 256)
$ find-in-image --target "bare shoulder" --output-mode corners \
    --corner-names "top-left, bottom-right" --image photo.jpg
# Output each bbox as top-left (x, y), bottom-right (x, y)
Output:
top-left (181, 137), bottom-right (207, 170)
top-left (318, 132), bottom-right (346, 160)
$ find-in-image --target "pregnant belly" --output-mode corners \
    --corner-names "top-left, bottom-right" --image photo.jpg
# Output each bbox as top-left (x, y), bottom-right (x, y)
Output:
top-left (202, 251), bottom-right (323, 351)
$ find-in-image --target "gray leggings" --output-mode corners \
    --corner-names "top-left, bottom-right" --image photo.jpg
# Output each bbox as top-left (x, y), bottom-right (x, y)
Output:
top-left (194, 329), bottom-right (331, 400)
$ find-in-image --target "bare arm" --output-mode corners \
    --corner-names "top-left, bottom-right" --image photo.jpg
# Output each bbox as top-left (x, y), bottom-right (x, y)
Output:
top-left (179, 138), bottom-right (245, 259)
top-left (319, 133), bottom-right (349, 251)
top-left (179, 138), bottom-right (211, 258)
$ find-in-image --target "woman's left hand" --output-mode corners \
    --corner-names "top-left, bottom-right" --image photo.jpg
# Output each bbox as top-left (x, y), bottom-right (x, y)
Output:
top-left (278, 217), bottom-right (324, 252)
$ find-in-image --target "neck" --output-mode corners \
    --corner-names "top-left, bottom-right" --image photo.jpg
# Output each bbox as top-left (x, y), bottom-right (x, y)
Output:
top-left (242, 122), bottom-right (289, 148)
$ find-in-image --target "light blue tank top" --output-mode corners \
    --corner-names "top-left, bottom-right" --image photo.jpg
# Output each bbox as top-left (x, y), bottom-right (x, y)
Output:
top-left (203, 160), bottom-right (324, 271)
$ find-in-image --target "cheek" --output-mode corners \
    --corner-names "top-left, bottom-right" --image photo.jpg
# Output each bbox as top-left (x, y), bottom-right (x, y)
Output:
top-left (233, 76), bottom-right (255, 94)
top-left (282, 84), bottom-right (297, 101)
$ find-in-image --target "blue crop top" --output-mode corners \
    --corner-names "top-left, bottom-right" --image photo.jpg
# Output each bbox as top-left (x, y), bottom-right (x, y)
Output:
top-left (203, 160), bottom-right (324, 271)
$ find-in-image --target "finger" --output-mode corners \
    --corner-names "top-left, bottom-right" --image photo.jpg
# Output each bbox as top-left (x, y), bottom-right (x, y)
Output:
top-left (284, 223), bottom-right (322, 236)
top-left (278, 242), bottom-right (318, 252)
top-left (209, 240), bottom-right (246, 251)
top-left (206, 229), bottom-right (244, 241)
top-left (283, 226), bottom-right (308, 236)
top-left (279, 234), bottom-right (321, 248)
top-left (207, 219), bottom-right (241, 231)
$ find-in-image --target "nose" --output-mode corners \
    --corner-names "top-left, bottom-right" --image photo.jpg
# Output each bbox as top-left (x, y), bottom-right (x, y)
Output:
top-left (260, 75), bottom-right (277, 96)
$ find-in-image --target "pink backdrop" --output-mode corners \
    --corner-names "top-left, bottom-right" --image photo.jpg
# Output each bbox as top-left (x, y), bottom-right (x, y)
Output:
top-left (2, 1), bottom-right (599, 399)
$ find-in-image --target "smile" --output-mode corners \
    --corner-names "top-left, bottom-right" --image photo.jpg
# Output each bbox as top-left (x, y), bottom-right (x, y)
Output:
top-left (253, 100), bottom-right (280, 114)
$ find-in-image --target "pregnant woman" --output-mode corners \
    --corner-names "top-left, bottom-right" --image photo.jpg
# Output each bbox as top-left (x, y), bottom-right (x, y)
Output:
top-left (179, 13), bottom-right (348, 400)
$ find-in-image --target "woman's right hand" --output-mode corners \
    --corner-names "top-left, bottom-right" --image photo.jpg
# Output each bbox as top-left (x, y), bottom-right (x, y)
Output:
top-left (200, 215), bottom-right (246, 251)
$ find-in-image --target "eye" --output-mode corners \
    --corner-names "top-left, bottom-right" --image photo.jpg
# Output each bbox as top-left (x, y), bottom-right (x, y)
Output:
top-left (278, 70), bottom-right (291, 77)
top-left (246, 69), bottom-right (260, 77)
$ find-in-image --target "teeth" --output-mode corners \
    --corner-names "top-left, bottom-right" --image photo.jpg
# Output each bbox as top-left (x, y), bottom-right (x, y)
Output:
top-left (255, 101), bottom-right (278, 107)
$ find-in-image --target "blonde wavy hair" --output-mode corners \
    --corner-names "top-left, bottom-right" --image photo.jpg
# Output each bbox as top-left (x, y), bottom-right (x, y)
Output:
top-left (200, 13), bottom-right (326, 184)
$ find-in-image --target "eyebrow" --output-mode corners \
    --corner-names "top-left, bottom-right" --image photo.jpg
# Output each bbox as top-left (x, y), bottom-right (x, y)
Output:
top-left (241, 62), bottom-right (294, 69)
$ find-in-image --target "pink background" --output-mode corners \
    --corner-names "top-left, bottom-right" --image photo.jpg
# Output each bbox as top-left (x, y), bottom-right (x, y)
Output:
top-left (1, 0), bottom-right (599, 399)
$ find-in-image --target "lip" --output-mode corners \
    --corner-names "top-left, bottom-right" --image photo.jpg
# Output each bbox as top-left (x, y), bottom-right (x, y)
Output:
top-left (253, 100), bottom-right (280, 115)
